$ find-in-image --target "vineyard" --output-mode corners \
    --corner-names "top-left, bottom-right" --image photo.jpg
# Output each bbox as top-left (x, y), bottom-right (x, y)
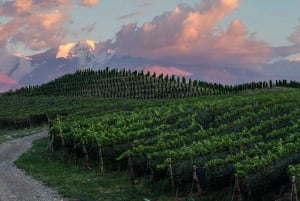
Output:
top-left (4, 68), bottom-right (300, 98)
top-left (2, 68), bottom-right (300, 200)
top-left (47, 90), bottom-right (300, 200)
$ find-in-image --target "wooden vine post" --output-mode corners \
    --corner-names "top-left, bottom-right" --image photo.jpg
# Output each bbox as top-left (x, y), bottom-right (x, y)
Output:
top-left (98, 143), bottom-right (104, 174)
top-left (48, 115), bottom-right (55, 154)
top-left (27, 116), bottom-right (32, 128)
top-left (49, 133), bottom-right (55, 153)
top-left (147, 155), bottom-right (154, 183)
top-left (234, 173), bottom-right (243, 201)
top-left (291, 176), bottom-right (299, 201)
top-left (58, 116), bottom-right (66, 161)
top-left (73, 142), bottom-right (78, 164)
top-left (149, 166), bottom-right (154, 184)
top-left (128, 152), bottom-right (135, 185)
top-left (167, 158), bottom-right (176, 195)
top-left (192, 165), bottom-right (203, 199)
top-left (45, 112), bottom-right (50, 124)
top-left (82, 143), bottom-right (89, 166)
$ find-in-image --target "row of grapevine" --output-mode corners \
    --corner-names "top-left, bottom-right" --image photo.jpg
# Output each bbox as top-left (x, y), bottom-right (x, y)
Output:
top-left (0, 95), bottom-right (179, 129)
top-left (48, 90), bottom-right (300, 199)
top-left (5, 68), bottom-right (300, 98)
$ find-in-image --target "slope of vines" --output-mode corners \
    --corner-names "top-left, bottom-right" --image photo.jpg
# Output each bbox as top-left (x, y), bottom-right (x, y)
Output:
top-left (4, 68), bottom-right (300, 98)
top-left (0, 95), bottom-right (178, 129)
top-left (2, 68), bottom-right (300, 199)
top-left (48, 89), bottom-right (300, 199)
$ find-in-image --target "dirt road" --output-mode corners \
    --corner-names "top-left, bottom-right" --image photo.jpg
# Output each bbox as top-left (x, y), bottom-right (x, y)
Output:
top-left (0, 131), bottom-right (63, 201)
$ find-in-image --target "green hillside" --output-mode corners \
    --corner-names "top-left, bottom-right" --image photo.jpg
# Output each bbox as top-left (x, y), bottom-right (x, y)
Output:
top-left (4, 68), bottom-right (300, 98)
top-left (2, 68), bottom-right (300, 200)
top-left (47, 90), bottom-right (300, 200)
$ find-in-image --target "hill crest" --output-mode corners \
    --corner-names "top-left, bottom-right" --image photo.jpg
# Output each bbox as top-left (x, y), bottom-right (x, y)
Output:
top-left (5, 68), bottom-right (300, 98)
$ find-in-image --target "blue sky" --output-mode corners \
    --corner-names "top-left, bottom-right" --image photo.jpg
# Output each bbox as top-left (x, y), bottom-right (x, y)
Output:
top-left (2, 0), bottom-right (300, 56)
top-left (1, 0), bottom-right (300, 88)
top-left (69, 0), bottom-right (300, 48)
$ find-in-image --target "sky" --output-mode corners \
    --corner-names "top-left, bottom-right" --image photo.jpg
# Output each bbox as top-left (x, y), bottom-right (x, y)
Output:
top-left (1, 0), bottom-right (300, 88)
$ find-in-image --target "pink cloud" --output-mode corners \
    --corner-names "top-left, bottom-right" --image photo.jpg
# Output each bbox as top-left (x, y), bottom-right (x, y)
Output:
top-left (81, 22), bottom-right (97, 33)
top-left (289, 56), bottom-right (300, 62)
top-left (288, 19), bottom-right (300, 45)
top-left (0, 0), bottom-right (98, 51)
top-left (0, 72), bottom-right (18, 85)
top-left (13, 0), bottom-right (33, 13)
top-left (117, 12), bottom-right (144, 21)
top-left (0, 72), bottom-right (19, 92)
top-left (113, 0), bottom-right (271, 71)
top-left (11, 11), bottom-right (69, 50)
top-left (143, 65), bottom-right (192, 77)
top-left (80, 0), bottom-right (100, 7)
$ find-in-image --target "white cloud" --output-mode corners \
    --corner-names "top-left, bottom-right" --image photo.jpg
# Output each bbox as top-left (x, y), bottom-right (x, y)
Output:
top-left (112, 0), bottom-right (270, 71)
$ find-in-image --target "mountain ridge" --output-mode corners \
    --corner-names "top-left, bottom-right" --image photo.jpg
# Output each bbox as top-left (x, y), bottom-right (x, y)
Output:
top-left (1, 39), bottom-right (300, 92)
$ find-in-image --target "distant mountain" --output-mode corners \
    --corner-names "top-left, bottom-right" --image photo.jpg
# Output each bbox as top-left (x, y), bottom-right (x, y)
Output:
top-left (21, 40), bottom-right (112, 86)
top-left (1, 39), bottom-right (300, 93)
top-left (0, 40), bottom-right (114, 89)
top-left (1, 40), bottom-right (188, 91)
top-left (0, 52), bottom-right (33, 82)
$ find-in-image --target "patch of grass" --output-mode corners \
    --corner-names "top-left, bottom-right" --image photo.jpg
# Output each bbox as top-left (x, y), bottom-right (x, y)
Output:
top-left (0, 126), bottom-right (47, 143)
top-left (15, 138), bottom-right (174, 201)
top-left (16, 138), bottom-right (278, 201)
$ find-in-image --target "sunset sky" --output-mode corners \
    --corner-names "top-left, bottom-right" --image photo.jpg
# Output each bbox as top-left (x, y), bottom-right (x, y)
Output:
top-left (1, 0), bottom-right (300, 89)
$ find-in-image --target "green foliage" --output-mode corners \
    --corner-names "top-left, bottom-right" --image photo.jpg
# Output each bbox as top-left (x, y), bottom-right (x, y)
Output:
top-left (5, 68), bottom-right (300, 98)
top-left (2, 69), bottom-right (300, 198)
top-left (16, 138), bottom-right (170, 201)
top-left (45, 90), bottom-right (300, 195)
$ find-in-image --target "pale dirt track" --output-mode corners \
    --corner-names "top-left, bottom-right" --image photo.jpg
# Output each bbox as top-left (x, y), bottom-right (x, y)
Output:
top-left (0, 131), bottom-right (63, 201)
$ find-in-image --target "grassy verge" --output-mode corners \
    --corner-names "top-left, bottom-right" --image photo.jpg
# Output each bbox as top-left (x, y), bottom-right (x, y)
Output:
top-left (14, 138), bottom-right (293, 201)
top-left (0, 126), bottom-right (47, 143)
top-left (15, 138), bottom-right (175, 201)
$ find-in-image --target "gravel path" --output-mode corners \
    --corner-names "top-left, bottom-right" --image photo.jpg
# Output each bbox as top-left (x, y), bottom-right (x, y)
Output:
top-left (0, 131), bottom-right (63, 201)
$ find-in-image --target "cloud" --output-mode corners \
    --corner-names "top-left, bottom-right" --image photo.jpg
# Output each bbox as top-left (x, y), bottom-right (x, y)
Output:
top-left (117, 12), bottom-right (144, 21)
top-left (0, 72), bottom-right (18, 85)
top-left (13, 0), bottom-right (33, 13)
top-left (143, 65), bottom-right (192, 77)
top-left (124, 0), bottom-right (157, 7)
top-left (0, 0), bottom-right (98, 52)
top-left (11, 11), bottom-right (69, 50)
top-left (0, 50), bottom-right (34, 81)
top-left (81, 22), bottom-right (97, 33)
top-left (137, 2), bottom-right (155, 7)
top-left (288, 29), bottom-right (300, 45)
top-left (288, 19), bottom-right (300, 45)
top-left (112, 0), bottom-right (271, 72)
top-left (269, 19), bottom-right (300, 63)
top-left (80, 0), bottom-right (100, 7)
top-left (289, 56), bottom-right (300, 62)
top-left (198, 68), bottom-right (238, 84)
top-left (56, 42), bottom-right (76, 58)
top-left (271, 45), bottom-right (300, 59)
top-left (263, 60), bottom-right (300, 81)
top-left (0, 72), bottom-right (19, 92)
